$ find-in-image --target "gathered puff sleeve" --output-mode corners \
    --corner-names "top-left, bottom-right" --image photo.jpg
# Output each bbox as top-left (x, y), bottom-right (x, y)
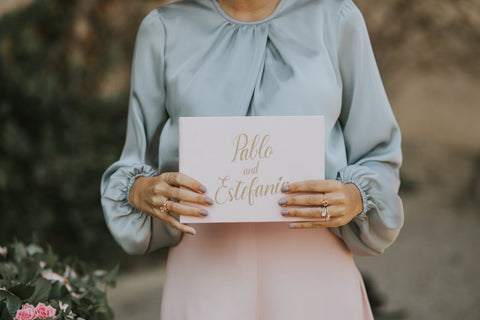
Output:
top-left (330, 0), bottom-right (404, 256)
top-left (100, 11), bottom-right (182, 255)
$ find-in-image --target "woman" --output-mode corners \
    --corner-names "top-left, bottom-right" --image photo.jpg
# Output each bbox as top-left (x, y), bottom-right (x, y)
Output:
top-left (101, 0), bottom-right (403, 318)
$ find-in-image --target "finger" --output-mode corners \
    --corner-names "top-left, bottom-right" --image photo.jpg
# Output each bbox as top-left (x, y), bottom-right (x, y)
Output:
top-left (153, 208), bottom-right (196, 235)
top-left (281, 206), bottom-right (323, 218)
top-left (161, 172), bottom-right (207, 193)
top-left (278, 193), bottom-right (344, 207)
top-left (165, 200), bottom-right (209, 217)
top-left (161, 186), bottom-right (214, 205)
top-left (281, 205), bottom-right (340, 219)
top-left (288, 221), bottom-right (328, 229)
top-left (288, 215), bottom-right (349, 229)
top-left (282, 179), bottom-right (341, 194)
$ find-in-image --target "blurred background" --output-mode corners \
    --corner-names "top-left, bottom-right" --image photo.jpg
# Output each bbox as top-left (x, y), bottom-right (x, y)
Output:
top-left (0, 0), bottom-right (479, 319)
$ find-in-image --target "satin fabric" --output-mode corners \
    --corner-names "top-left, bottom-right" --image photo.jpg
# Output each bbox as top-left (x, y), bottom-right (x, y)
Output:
top-left (101, 0), bottom-right (403, 257)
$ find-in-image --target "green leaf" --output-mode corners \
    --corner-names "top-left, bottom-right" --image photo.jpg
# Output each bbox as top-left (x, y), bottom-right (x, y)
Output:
top-left (48, 281), bottom-right (69, 301)
top-left (93, 270), bottom-right (106, 278)
top-left (0, 263), bottom-right (17, 282)
top-left (0, 290), bottom-right (21, 318)
top-left (8, 284), bottom-right (34, 300)
top-left (93, 297), bottom-right (114, 320)
top-left (45, 246), bottom-right (59, 270)
top-left (17, 260), bottom-right (37, 284)
top-left (28, 278), bottom-right (52, 305)
top-left (103, 265), bottom-right (119, 288)
top-left (11, 243), bottom-right (26, 264)
top-left (25, 244), bottom-right (43, 256)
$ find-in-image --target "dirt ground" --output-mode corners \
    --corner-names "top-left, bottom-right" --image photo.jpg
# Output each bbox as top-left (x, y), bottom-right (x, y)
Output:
top-left (108, 67), bottom-right (480, 319)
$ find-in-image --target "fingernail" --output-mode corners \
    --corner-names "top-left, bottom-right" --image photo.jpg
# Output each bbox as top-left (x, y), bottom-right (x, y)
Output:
top-left (281, 209), bottom-right (289, 216)
top-left (188, 230), bottom-right (195, 235)
top-left (278, 199), bottom-right (287, 205)
top-left (199, 185), bottom-right (207, 193)
top-left (281, 186), bottom-right (290, 192)
top-left (205, 198), bottom-right (214, 205)
top-left (200, 209), bottom-right (208, 217)
top-left (289, 224), bottom-right (296, 229)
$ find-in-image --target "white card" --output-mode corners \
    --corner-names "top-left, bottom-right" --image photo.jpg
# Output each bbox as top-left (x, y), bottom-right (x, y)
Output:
top-left (179, 116), bottom-right (324, 223)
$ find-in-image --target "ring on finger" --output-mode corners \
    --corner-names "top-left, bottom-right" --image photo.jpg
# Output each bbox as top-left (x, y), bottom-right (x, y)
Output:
top-left (321, 206), bottom-right (332, 221)
top-left (321, 192), bottom-right (328, 208)
top-left (160, 199), bottom-right (169, 214)
top-left (321, 204), bottom-right (327, 218)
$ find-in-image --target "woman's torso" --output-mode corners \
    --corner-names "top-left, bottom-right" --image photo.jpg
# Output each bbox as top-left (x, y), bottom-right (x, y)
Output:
top-left (151, 0), bottom-right (349, 181)
top-left (154, 1), bottom-right (372, 319)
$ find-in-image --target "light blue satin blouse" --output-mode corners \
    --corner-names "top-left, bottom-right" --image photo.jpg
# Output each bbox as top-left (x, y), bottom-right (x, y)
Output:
top-left (100, 0), bottom-right (404, 256)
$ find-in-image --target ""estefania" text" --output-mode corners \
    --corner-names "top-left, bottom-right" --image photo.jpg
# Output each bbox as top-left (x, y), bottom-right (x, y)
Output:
top-left (214, 176), bottom-right (289, 206)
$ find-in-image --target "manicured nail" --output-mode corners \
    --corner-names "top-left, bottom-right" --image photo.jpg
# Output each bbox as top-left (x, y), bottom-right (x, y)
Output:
top-left (200, 209), bottom-right (208, 217)
top-left (205, 198), bottom-right (214, 205)
top-left (281, 209), bottom-right (289, 216)
top-left (199, 185), bottom-right (207, 193)
top-left (289, 224), bottom-right (296, 229)
top-left (278, 199), bottom-right (287, 205)
top-left (281, 186), bottom-right (290, 192)
top-left (188, 230), bottom-right (196, 235)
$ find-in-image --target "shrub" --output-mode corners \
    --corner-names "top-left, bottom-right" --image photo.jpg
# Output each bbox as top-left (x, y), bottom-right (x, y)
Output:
top-left (0, 241), bottom-right (118, 320)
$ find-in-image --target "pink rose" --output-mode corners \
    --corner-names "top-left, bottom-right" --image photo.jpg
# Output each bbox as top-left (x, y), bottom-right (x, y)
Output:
top-left (34, 303), bottom-right (56, 319)
top-left (14, 303), bottom-right (36, 320)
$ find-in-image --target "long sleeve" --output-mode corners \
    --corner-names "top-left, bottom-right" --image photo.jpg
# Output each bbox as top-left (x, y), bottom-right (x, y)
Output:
top-left (330, 1), bottom-right (404, 256)
top-left (100, 11), bottom-right (182, 255)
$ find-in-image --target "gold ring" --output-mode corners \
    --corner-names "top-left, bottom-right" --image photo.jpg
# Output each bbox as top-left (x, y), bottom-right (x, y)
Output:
top-left (321, 193), bottom-right (328, 208)
top-left (160, 199), bottom-right (169, 213)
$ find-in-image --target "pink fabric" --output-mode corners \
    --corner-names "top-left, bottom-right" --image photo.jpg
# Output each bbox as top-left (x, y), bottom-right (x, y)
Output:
top-left (161, 223), bottom-right (373, 320)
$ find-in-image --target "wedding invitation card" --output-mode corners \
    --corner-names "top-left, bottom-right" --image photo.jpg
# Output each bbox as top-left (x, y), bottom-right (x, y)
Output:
top-left (179, 116), bottom-right (324, 223)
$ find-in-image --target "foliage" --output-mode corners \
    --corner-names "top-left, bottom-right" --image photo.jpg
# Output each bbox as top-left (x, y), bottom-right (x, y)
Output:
top-left (0, 241), bottom-right (118, 320)
top-left (0, 0), bottom-right (156, 265)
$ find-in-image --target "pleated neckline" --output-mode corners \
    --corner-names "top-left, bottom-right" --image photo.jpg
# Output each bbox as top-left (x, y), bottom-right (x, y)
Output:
top-left (210, 0), bottom-right (286, 25)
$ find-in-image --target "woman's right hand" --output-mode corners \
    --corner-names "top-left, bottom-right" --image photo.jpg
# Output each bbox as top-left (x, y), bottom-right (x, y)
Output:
top-left (128, 172), bottom-right (213, 235)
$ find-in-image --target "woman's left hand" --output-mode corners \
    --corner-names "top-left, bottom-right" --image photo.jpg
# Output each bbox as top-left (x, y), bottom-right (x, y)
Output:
top-left (278, 180), bottom-right (363, 229)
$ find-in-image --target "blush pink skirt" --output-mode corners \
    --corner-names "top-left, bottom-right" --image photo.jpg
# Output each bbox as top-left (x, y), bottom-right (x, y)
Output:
top-left (161, 222), bottom-right (373, 320)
